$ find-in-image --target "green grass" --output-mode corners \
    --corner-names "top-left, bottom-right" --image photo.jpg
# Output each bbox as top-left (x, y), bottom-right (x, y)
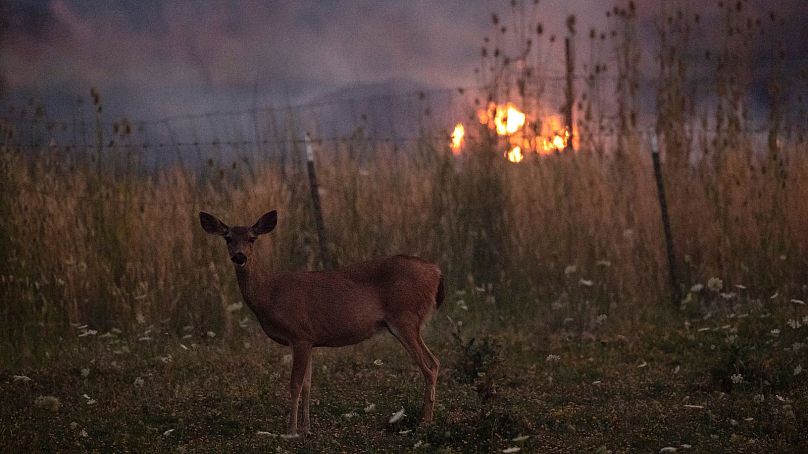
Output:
top-left (2, 303), bottom-right (806, 453)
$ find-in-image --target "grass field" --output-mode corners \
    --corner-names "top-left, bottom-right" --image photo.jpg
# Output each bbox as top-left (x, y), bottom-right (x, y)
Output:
top-left (2, 3), bottom-right (808, 452)
top-left (2, 297), bottom-right (806, 452)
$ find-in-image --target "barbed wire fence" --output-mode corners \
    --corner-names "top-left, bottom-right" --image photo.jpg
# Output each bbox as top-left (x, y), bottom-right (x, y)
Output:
top-left (1, 74), bottom-right (807, 322)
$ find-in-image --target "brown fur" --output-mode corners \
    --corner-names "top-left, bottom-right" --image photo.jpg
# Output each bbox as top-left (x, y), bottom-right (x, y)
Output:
top-left (199, 211), bottom-right (443, 435)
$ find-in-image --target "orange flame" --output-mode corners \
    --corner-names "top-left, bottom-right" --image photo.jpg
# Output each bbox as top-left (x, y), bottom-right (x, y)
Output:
top-left (450, 123), bottom-right (465, 154)
top-left (456, 102), bottom-right (573, 162)
top-left (505, 145), bottom-right (524, 163)
top-left (478, 102), bottom-right (526, 136)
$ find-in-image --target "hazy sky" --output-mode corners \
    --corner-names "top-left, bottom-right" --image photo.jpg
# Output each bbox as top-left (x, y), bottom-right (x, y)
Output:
top-left (1, 0), bottom-right (806, 120)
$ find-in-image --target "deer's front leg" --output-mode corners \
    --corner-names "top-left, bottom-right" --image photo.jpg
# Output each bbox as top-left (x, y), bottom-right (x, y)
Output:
top-left (301, 355), bottom-right (312, 433)
top-left (288, 343), bottom-right (312, 435)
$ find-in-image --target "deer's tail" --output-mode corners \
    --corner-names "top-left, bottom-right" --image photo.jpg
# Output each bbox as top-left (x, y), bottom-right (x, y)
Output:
top-left (435, 272), bottom-right (445, 310)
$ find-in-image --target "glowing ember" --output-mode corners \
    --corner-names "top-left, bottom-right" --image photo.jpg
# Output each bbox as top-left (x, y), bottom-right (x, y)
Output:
top-left (450, 123), bottom-right (465, 154)
top-left (505, 146), bottom-right (524, 163)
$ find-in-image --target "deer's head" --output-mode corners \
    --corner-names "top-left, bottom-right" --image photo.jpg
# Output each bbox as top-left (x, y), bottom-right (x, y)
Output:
top-left (199, 211), bottom-right (277, 268)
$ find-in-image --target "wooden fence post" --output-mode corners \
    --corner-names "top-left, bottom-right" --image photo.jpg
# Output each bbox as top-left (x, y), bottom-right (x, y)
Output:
top-left (304, 133), bottom-right (333, 270)
top-left (650, 133), bottom-right (681, 305)
top-left (564, 37), bottom-right (575, 152)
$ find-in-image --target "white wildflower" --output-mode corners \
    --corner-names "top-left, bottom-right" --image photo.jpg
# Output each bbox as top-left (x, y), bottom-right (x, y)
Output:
top-left (638, 360), bottom-right (648, 368)
top-left (280, 433), bottom-right (300, 439)
top-left (690, 283), bottom-right (704, 293)
top-left (398, 429), bottom-right (412, 434)
top-left (551, 300), bottom-right (563, 310)
top-left (623, 228), bottom-right (634, 239)
top-left (80, 368), bottom-right (90, 378)
top-left (735, 284), bottom-right (746, 290)
top-left (790, 299), bottom-right (805, 305)
top-left (720, 292), bottom-right (736, 300)
top-left (255, 431), bottom-right (275, 437)
top-left (373, 359), bottom-right (384, 366)
top-left (282, 354), bottom-right (292, 365)
top-left (342, 412), bottom-right (358, 419)
top-left (730, 373), bottom-right (743, 384)
top-left (545, 354), bottom-right (560, 362)
top-left (787, 319), bottom-right (802, 329)
top-left (456, 300), bottom-right (468, 310)
top-left (564, 265), bottom-right (577, 276)
top-left (134, 377), bottom-right (144, 387)
top-left (794, 365), bottom-right (802, 376)
top-left (511, 435), bottom-right (530, 442)
top-left (414, 440), bottom-right (424, 448)
top-left (12, 375), bottom-right (32, 383)
top-left (502, 448), bottom-right (521, 453)
top-left (389, 408), bottom-right (405, 424)
top-left (707, 277), bottom-right (723, 292)
top-left (770, 329), bottom-right (780, 336)
top-left (206, 331), bottom-right (216, 338)
top-left (595, 314), bottom-right (608, 325)
top-left (136, 313), bottom-right (146, 324)
top-left (659, 448), bottom-right (678, 453)
top-left (163, 429), bottom-right (174, 436)
top-left (596, 260), bottom-right (612, 267)
top-left (579, 279), bottom-right (594, 287)
top-left (364, 403), bottom-right (376, 413)
top-left (753, 394), bottom-right (765, 403)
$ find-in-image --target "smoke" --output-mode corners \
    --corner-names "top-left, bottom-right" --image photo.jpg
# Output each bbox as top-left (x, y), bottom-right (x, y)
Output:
top-left (0, 0), bottom-right (805, 120)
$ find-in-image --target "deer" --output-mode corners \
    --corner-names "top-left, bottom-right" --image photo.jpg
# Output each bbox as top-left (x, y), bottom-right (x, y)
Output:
top-left (199, 210), bottom-right (444, 435)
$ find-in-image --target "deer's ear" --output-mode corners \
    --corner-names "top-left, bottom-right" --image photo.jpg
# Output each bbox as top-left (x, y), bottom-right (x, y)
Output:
top-left (199, 212), bottom-right (229, 236)
top-left (251, 211), bottom-right (277, 235)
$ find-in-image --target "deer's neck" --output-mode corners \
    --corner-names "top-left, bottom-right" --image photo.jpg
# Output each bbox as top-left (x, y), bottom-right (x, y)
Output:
top-left (234, 265), bottom-right (272, 307)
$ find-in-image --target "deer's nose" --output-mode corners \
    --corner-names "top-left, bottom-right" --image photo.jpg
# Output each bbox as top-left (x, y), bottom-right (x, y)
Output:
top-left (231, 252), bottom-right (247, 266)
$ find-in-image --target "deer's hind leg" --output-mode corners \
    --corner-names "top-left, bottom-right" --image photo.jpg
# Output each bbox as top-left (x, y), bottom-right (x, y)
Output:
top-left (387, 321), bottom-right (439, 423)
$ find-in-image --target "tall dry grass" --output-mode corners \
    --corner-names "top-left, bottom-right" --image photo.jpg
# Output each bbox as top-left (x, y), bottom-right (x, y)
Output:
top-left (2, 1), bottom-right (808, 360)
top-left (1, 126), bottom-right (807, 360)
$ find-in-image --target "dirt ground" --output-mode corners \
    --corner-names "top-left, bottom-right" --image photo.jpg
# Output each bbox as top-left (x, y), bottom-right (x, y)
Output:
top-left (1, 309), bottom-right (806, 453)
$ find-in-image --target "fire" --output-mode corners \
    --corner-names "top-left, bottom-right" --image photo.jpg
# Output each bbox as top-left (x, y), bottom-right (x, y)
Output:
top-left (450, 123), bottom-right (465, 154)
top-left (494, 103), bottom-right (526, 135)
top-left (452, 102), bottom-right (573, 161)
top-left (478, 102), bottom-right (526, 136)
top-left (537, 115), bottom-right (571, 155)
top-left (505, 146), bottom-right (524, 163)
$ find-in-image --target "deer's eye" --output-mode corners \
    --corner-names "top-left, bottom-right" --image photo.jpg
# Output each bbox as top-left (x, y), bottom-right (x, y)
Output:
top-left (248, 237), bottom-right (256, 243)
top-left (225, 237), bottom-right (232, 244)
